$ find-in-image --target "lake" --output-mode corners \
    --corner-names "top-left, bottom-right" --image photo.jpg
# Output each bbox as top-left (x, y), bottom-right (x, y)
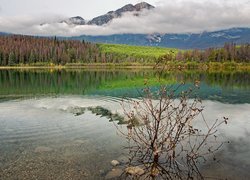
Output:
top-left (0, 69), bottom-right (249, 179)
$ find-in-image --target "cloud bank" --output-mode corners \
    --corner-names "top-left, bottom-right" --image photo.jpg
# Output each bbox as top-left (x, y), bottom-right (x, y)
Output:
top-left (0, 0), bottom-right (250, 36)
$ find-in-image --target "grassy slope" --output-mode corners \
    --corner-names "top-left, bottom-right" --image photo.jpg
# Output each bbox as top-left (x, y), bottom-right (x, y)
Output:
top-left (98, 43), bottom-right (178, 59)
top-left (96, 43), bottom-right (250, 71)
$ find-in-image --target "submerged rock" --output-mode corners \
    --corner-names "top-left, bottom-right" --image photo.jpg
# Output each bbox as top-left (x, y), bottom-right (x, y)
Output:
top-left (111, 160), bottom-right (120, 166)
top-left (88, 106), bottom-right (112, 117)
top-left (34, 146), bottom-right (52, 153)
top-left (105, 168), bottom-right (123, 179)
top-left (88, 106), bottom-right (125, 124)
top-left (125, 166), bottom-right (144, 176)
top-left (66, 106), bottom-right (86, 116)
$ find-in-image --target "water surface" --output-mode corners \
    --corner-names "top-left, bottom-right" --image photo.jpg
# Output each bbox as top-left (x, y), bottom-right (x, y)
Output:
top-left (0, 69), bottom-right (249, 179)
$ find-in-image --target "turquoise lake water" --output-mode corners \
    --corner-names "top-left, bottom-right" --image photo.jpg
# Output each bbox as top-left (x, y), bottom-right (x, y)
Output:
top-left (0, 69), bottom-right (249, 179)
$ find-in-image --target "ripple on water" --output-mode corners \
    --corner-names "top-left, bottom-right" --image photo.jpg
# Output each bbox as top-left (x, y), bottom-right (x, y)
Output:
top-left (0, 96), bottom-right (126, 179)
top-left (0, 96), bottom-right (250, 179)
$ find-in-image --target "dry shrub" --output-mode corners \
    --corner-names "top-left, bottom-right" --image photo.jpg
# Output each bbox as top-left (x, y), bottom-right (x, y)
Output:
top-left (118, 83), bottom-right (227, 179)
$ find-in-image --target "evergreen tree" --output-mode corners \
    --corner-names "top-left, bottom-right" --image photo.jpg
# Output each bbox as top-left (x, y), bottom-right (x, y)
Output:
top-left (8, 52), bottom-right (16, 65)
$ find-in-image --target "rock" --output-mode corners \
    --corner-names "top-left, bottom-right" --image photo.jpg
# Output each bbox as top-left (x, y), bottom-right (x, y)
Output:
top-left (66, 106), bottom-right (86, 116)
top-left (117, 156), bottom-right (129, 164)
top-left (99, 169), bottom-right (105, 176)
top-left (111, 160), bottom-right (120, 166)
top-left (134, 2), bottom-right (155, 11)
top-left (34, 146), bottom-right (52, 153)
top-left (125, 166), bottom-right (144, 176)
top-left (105, 168), bottom-right (123, 179)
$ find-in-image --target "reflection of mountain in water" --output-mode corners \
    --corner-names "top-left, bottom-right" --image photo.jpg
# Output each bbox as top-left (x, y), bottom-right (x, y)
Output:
top-left (0, 69), bottom-right (249, 104)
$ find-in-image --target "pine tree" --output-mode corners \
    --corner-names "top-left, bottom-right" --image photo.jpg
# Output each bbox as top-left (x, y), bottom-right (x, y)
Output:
top-left (8, 52), bottom-right (16, 65)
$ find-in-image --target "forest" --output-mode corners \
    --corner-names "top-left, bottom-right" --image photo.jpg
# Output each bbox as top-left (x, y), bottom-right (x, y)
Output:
top-left (0, 35), bottom-right (164, 65)
top-left (161, 43), bottom-right (250, 63)
top-left (0, 35), bottom-right (249, 66)
top-left (0, 35), bottom-right (101, 65)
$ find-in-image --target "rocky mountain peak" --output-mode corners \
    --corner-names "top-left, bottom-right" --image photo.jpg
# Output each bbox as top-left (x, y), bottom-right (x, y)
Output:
top-left (134, 2), bottom-right (155, 11)
top-left (62, 16), bottom-right (85, 25)
top-left (115, 4), bottom-right (135, 15)
top-left (57, 2), bottom-right (154, 26)
top-left (88, 2), bottom-right (154, 25)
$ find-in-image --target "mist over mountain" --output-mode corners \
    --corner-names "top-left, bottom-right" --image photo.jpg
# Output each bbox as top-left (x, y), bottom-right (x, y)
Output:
top-left (68, 28), bottom-right (250, 49)
top-left (1, 1), bottom-right (250, 49)
top-left (87, 2), bottom-right (154, 25)
top-left (57, 2), bottom-right (154, 26)
top-left (60, 16), bottom-right (86, 25)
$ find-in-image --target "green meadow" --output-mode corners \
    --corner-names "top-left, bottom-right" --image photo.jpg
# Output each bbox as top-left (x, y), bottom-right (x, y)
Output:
top-left (98, 43), bottom-right (178, 59)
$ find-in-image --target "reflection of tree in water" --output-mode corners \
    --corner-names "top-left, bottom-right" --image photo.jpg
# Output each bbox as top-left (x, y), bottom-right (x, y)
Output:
top-left (0, 69), bottom-right (149, 95)
top-left (0, 69), bottom-right (249, 100)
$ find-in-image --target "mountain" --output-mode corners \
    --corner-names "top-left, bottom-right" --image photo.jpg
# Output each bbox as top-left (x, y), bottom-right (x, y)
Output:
top-left (61, 16), bottom-right (86, 25)
top-left (40, 16), bottom-right (86, 26)
top-left (1, 27), bottom-right (249, 49)
top-left (69, 28), bottom-right (250, 49)
top-left (55, 2), bottom-right (250, 49)
top-left (1, 1), bottom-right (250, 49)
top-left (0, 32), bottom-right (9, 36)
top-left (88, 2), bottom-right (154, 25)
top-left (61, 2), bottom-right (154, 26)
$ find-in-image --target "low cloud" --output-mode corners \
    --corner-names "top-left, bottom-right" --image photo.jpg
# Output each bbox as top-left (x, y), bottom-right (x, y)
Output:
top-left (0, 0), bottom-right (250, 36)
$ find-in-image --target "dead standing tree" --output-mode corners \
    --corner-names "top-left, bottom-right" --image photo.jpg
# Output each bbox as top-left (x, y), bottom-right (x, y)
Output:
top-left (118, 82), bottom-right (227, 179)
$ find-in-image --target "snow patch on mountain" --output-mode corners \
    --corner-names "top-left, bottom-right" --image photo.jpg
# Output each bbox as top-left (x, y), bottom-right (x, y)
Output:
top-left (146, 34), bottom-right (162, 43)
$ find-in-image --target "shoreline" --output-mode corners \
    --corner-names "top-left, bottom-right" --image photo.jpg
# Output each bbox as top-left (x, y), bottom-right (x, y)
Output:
top-left (0, 62), bottom-right (249, 71)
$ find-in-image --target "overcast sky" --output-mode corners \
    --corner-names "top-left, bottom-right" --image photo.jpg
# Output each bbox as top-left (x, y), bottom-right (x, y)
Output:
top-left (0, 0), bottom-right (250, 36)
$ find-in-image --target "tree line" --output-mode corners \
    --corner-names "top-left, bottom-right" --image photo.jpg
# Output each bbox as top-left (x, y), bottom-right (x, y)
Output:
top-left (0, 35), bottom-right (249, 66)
top-left (161, 43), bottom-right (250, 63)
top-left (0, 35), bottom-right (106, 65)
top-left (0, 35), bottom-right (158, 65)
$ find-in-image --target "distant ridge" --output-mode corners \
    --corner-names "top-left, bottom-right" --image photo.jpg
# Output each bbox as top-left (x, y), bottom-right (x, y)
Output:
top-left (68, 28), bottom-right (250, 49)
top-left (1, 28), bottom-right (250, 49)
top-left (0, 32), bottom-right (9, 36)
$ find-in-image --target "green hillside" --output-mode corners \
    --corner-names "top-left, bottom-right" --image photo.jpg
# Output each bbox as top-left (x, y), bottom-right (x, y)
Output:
top-left (98, 43), bottom-right (178, 59)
